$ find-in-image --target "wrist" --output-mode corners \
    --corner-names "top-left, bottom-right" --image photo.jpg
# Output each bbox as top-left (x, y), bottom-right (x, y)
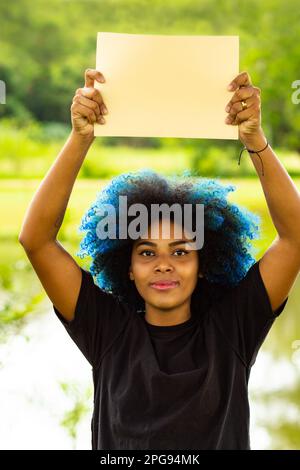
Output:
top-left (239, 128), bottom-right (268, 150)
top-left (70, 129), bottom-right (95, 148)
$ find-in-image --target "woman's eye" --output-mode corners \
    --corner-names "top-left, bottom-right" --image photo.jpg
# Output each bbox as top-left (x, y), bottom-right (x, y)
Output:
top-left (173, 249), bottom-right (188, 256)
top-left (138, 249), bottom-right (188, 257)
top-left (140, 250), bottom-right (154, 256)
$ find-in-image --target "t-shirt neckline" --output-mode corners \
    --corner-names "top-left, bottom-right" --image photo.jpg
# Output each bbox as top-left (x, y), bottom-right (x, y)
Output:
top-left (141, 312), bottom-right (196, 332)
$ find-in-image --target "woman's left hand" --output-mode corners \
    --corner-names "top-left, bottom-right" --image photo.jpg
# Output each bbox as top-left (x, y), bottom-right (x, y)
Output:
top-left (225, 71), bottom-right (265, 145)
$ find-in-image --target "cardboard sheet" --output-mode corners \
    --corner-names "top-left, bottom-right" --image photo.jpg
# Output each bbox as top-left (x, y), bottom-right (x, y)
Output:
top-left (94, 32), bottom-right (239, 139)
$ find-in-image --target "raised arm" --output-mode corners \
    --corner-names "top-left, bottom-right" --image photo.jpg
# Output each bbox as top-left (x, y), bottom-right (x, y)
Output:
top-left (225, 71), bottom-right (300, 312)
top-left (18, 68), bottom-right (107, 321)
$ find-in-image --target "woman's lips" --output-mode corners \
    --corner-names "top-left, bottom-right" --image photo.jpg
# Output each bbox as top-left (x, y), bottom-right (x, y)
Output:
top-left (150, 281), bottom-right (179, 290)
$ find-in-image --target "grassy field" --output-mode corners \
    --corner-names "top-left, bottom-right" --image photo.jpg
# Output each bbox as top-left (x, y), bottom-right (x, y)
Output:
top-left (1, 121), bottom-right (300, 180)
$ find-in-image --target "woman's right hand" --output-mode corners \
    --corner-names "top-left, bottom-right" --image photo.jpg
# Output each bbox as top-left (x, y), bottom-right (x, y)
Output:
top-left (70, 68), bottom-right (108, 137)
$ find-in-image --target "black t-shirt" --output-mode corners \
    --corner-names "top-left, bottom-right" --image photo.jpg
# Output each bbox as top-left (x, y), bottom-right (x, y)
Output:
top-left (53, 259), bottom-right (288, 450)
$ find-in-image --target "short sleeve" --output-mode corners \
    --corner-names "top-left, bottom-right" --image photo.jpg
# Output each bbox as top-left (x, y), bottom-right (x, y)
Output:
top-left (53, 267), bottom-right (130, 368)
top-left (211, 259), bottom-right (289, 368)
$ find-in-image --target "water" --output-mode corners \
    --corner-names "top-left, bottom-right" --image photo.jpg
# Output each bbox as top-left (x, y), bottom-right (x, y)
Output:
top-left (0, 306), bottom-right (93, 450)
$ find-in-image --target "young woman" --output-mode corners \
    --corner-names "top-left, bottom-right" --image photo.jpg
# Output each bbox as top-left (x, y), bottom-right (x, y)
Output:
top-left (19, 68), bottom-right (300, 450)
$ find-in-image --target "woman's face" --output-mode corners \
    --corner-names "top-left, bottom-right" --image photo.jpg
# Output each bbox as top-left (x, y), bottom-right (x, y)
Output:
top-left (129, 219), bottom-right (201, 312)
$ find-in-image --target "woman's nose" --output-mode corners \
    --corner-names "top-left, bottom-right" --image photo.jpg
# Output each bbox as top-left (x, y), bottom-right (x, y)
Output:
top-left (154, 256), bottom-right (174, 272)
top-left (155, 265), bottom-right (173, 272)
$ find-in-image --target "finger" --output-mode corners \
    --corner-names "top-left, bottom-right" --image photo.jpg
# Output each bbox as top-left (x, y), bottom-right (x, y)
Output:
top-left (226, 95), bottom-right (257, 116)
top-left (76, 88), bottom-right (108, 114)
top-left (84, 68), bottom-right (105, 87)
top-left (73, 94), bottom-right (101, 117)
top-left (235, 107), bottom-right (256, 125)
top-left (227, 71), bottom-right (252, 91)
top-left (76, 87), bottom-right (104, 107)
top-left (71, 103), bottom-right (98, 124)
top-left (226, 104), bottom-right (258, 125)
top-left (226, 86), bottom-right (256, 107)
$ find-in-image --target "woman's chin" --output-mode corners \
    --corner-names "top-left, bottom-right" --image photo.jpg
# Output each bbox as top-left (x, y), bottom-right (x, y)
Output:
top-left (147, 297), bottom-right (182, 311)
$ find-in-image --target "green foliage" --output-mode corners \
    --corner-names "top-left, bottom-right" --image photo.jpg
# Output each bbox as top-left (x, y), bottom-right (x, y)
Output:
top-left (1, 119), bottom-right (300, 178)
top-left (59, 381), bottom-right (92, 447)
top-left (251, 376), bottom-right (300, 449)
top-left (0, 0), bottom-right (300, 150)
top-left (190, 143), bottom-right (253, 177)
top-left (0, 255), bottom-right (46, 346)
top-left (0, 119), bottom-right (192, 178)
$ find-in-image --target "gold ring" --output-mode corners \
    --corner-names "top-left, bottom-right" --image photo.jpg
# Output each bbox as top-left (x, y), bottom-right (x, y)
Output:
top-left (241, 100), bottom-right (247, 110)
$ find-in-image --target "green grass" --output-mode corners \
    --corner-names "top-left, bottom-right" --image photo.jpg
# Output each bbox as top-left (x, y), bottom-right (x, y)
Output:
top-left (0, 143), bottom-right (193, 179)
top-left (1, 121), bottom-right (300, 179)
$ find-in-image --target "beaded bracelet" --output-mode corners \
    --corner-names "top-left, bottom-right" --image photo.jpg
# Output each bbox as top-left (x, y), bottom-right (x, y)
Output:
top-left (238, 140), bottom-right (269, 176)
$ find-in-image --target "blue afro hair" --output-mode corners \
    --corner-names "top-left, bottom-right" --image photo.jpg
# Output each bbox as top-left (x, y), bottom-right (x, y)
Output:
top-left (76, 169), bottom-right (261, 311)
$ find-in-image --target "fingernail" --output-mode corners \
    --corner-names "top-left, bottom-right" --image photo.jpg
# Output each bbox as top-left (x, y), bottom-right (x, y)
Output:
top-left (102, 105), bottom-right (108, 114)
top-left (100, 116), bottom-right (105, 124)
top-left (225, 105), bottom-right (230, 112)
top-left (225, 116), bottom-right (231, 123)
top-left (100, 77), bottom-right (105, 83)
top-left (227, 84), bottom-right (234, 91)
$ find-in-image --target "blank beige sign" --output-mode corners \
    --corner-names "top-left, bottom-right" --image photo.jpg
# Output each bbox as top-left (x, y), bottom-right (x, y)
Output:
top-left (94, 32), bottom-right (239, 140)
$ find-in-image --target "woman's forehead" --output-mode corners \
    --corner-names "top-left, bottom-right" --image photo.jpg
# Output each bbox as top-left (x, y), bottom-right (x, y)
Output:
top-left (135, 219), bottom-right (194, 244)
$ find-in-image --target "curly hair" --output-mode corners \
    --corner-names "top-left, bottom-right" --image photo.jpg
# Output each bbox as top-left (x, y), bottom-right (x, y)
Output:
top-left (76, 169), bottom-right (261, 313)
